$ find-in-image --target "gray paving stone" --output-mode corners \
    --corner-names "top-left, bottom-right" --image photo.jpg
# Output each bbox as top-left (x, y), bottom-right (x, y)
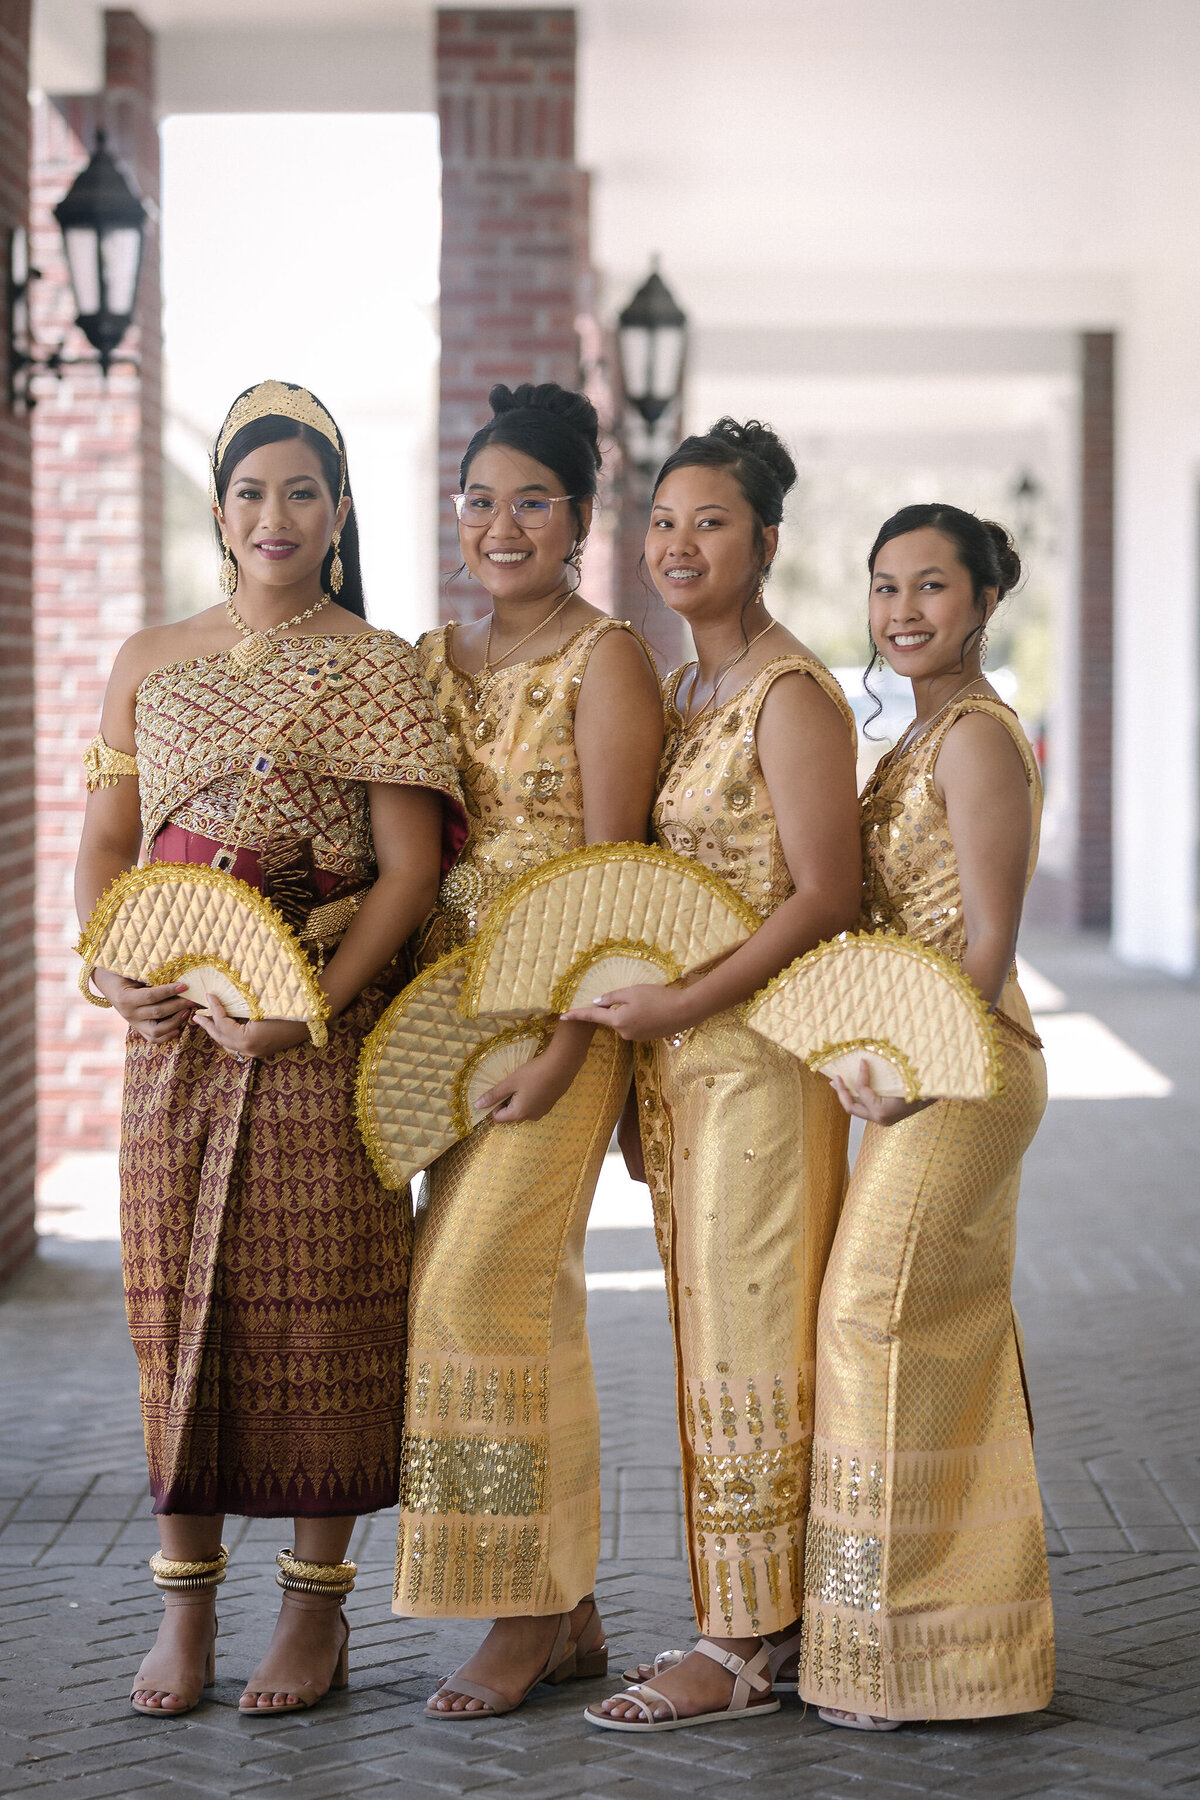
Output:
top-left (2, 928), bottom-right (1200, 1796)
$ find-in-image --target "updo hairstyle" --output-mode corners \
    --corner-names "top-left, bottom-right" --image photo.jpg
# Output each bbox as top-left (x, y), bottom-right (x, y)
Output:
top-left (867, 502), bottom-right (1022, 604)
top-left (213, 415), bottom-right (366, 619)
top-left (862, 502), bottom-right (1023, 733)
top-left (652, 417), bottom-right (798, 570)
top-left (459, 382), bottom-right (602, 550)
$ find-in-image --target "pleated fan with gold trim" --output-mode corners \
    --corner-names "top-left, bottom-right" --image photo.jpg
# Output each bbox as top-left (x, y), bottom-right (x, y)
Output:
top-left (76, 862), bottom-right (330, 1045)
top-left (744, 930), bottom-right (1000, 1101)
top-left (355, 947), bottom-right (550, 1190)
top-left (459, 841), bottom-right (760, 1020)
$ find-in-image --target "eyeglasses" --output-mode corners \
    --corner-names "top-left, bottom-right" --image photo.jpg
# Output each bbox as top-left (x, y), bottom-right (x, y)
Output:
top-left (452, 493), bottom-right (578, 529)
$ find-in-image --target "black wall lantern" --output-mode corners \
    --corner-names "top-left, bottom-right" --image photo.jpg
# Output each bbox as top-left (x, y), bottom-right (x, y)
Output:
top-left (617, 262), bottom-right (687, 465)
top-left (7, 129), bottom-right (147, 411)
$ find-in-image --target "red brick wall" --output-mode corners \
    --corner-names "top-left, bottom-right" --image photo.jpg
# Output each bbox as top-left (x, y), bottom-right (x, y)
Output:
top-left (436, 8), bottom-right (591, 618)
top-left (33, 10), bottom-right (162, 1163)
top-left (0, 0), bottom-right (36, 1283)
top-left (1076, 331), bottom-right (1114, 929)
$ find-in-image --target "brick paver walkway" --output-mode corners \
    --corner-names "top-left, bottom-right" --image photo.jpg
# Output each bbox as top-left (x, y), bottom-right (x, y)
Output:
top-left (2, 926), bottom-right (1198, 1798)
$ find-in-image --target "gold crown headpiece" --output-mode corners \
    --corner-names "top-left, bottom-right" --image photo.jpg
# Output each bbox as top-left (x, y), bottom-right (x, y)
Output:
top-left (210, 379), bottom-right (345, 500)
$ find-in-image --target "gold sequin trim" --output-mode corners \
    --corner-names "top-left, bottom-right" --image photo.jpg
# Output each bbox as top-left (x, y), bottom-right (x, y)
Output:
top-left (399, 1431), bottom-right (547, 1517)
top-left (692, 1443), bottom-right (810, 1535)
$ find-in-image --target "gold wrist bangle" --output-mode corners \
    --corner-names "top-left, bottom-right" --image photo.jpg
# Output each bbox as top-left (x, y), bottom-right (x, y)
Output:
top-left (80, 974), bottom-right (113, 1008)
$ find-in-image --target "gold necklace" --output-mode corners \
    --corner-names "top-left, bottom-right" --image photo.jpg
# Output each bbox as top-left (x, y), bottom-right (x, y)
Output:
top-left (475, 590), bottom-right (572, 700)
top-left (683, 620), bottom-right (778, 726)
top-left (892, 675), bottom-right (987, 759)
top-left (225, 593), bottom-right (331, 676)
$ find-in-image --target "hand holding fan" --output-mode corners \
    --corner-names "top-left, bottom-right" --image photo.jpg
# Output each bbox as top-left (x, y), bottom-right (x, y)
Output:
top-left (459, 842), bottom-right (760, 1020)
top-left (744, 931), bottom-right (1000, 1102)
top-left (76, 862), bottom-right (330, 1046)
top-left (355, 948), bottom-right (549, 1190)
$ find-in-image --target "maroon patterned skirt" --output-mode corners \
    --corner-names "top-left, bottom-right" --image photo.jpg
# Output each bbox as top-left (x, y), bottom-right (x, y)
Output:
top-left (119, 837), bottom-right (409, 1517)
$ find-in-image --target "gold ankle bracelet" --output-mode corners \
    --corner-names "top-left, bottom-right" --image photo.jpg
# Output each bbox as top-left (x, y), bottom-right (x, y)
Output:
top-left (149, 1544), bottom-right (229, 1592)
top-left (275, 1548), bottom-right (357, 1598)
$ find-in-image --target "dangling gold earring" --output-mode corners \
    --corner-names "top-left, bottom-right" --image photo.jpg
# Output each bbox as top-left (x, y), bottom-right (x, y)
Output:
top-left (329, 530), bottom-right (344, 597)
top-left (979, 627), bottom-right (989, 667)
top-left (568, 537), bottom-right (586, 573)
top-left (218, 533), bottom-right (238, 599)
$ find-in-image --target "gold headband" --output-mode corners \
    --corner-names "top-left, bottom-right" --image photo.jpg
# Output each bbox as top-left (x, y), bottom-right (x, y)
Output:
top-left (211, 380), bottom-right (345, 496)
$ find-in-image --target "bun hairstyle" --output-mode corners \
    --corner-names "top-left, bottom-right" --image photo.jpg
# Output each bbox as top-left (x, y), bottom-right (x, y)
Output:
top-left (459, 382), bottom-right (602, 547)
top-left (652, 417), bottom-right (797, 579)
top-left (862, 502), bottom-right (1023, 734)
top-left (654, 417), bottom-right (797, 523)
top-left (867, 502), bottom-right (1022, 602)
top-left (213, 414), bottom-right (366, 619)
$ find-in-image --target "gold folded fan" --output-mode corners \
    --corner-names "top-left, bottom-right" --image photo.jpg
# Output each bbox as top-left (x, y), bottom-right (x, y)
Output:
top-left (459, 842), bottom-right (760, 1020)
top-left (744, 931), bottom-right (1000, 1101)
top-left (76, 862), bottom-right (331, 1046)
top-left (355, 948), bottom-right (550, 1190)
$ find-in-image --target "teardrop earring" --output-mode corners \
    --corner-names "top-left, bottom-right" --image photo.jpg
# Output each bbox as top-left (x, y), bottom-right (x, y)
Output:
top-left (329, 530), bottom-right (344, 597)
top-left (218, 534), bottom-right (238, 599)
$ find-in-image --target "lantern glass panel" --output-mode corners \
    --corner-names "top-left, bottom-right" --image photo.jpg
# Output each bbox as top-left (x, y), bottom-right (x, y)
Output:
top-left (619, 323), bottom-right (652, 405)
top-left (62, 225), bottom-right (101, 316)
top-left (649, 323), bottom-right (685, 412)
top-left (99, 225), bottom-right (142, 320)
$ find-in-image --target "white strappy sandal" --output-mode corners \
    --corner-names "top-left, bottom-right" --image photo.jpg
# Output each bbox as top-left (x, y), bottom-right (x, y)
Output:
top-left (585, 1639), bottom-right (780, 1733)
top-left (622, 1624), bottom-right (805, 1696)
top-left (819, 1706), bottom-right (902, 1731)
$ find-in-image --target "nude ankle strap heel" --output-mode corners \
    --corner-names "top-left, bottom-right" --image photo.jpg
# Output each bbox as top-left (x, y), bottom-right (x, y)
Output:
top-left (238, 1550), bottom-right (356, 1716)
top-left (130, 1545), bottom-right (226, 1717)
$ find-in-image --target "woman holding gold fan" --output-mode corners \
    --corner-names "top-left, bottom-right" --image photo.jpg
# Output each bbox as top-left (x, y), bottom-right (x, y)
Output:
top-left (74, 381), bottom-right (465, 1719)
top-left (395, 382), bottom-right (662, 1719)
top-left (567, 419), bottom-right (863, 1734)
top-left (791, 504), bottom-right (1054, 1728)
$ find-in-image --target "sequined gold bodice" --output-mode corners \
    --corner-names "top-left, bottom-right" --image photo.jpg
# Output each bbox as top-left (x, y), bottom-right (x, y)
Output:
top-left (860, 696), bottom-right (1042, 962)
top-left (653, 654), bottom-right (856, 919)
top-left (416, 617), bottom-right (639, 958)
top-left (134, 632), bottom-right (461, 882)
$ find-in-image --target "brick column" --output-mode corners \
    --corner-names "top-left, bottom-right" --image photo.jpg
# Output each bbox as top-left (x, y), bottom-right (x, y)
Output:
top-left (1075, 331), bottom-right (1114, 929)
top-left (32, 9), bottom-right (162, 1164)
top-left (0, 0), bottom-right (36, 1283)
top-left (436, 8), bottom-right (590, 618)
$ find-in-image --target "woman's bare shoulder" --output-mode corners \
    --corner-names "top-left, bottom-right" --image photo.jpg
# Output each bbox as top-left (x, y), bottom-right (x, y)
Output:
top-left (110, 610), bottom-right (225, 686)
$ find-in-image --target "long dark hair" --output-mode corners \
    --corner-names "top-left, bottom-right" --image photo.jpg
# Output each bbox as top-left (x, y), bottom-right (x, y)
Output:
top-left (212, 416), bottom-right (366, 619)
top-left (862, 502), bottom-right (1022, 734)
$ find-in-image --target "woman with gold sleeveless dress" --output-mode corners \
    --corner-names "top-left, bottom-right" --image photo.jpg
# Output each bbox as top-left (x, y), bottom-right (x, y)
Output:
top-left (394, 383), bottom-right (663, 1718)
top-left (800, 503), bottom-right (1055, 1728)
top-left (74, 382), bottom-right (465, 1719)
top-left (566, 420), bottom-right (863, 1733)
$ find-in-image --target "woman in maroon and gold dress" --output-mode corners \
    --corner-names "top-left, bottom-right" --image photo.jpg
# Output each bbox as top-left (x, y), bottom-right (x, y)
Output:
top-left (74, 382), bottom-right (464, 1719)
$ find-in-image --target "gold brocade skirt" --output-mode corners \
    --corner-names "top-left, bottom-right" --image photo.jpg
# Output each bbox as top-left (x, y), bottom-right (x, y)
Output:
top-left (393, 1030), bottom-right (629, 1619)
top-left (635, 1009), bottom-right (849, 1639)
top-left (799, 980), bottom-right (1055, 1719)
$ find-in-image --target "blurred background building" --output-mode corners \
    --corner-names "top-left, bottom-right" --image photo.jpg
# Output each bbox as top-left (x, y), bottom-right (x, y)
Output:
top-left (2, 0), bottom-right (1197, 1281)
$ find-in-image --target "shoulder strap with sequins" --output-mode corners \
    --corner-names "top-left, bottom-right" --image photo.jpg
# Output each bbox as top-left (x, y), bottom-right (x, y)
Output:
top-left (742, 654), bottom-right (858, 755)
top-left (929, 696), bottom-right (1041, 795)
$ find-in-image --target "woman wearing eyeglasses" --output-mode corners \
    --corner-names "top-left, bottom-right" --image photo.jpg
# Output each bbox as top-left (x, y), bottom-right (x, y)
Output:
top-left (393, 382), bottom-right (662, 1718)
